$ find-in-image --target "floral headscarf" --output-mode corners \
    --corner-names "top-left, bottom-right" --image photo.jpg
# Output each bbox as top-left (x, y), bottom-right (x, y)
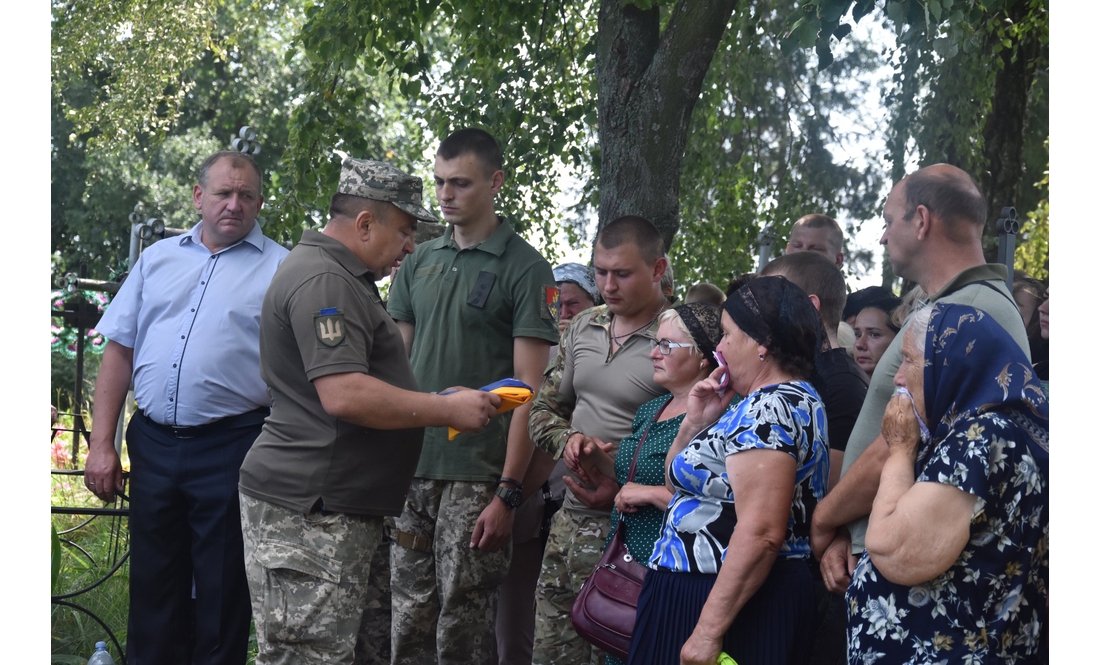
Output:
top-left (671, 302), bottom-right (723, 369)
top-left (920, 303), bottom-right (1049, 477)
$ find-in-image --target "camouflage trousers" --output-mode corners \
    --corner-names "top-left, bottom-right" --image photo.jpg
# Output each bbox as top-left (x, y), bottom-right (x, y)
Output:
top-left (239, 492), bottom-right (390, 664)
top-left (532, 507), bottom-right (610, 665)
top-left (390, 478), bottom-right (512, 665)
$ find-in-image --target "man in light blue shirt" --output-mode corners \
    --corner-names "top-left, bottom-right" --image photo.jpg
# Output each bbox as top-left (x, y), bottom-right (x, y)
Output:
top-left (85, 151), bottom-right (288, 665)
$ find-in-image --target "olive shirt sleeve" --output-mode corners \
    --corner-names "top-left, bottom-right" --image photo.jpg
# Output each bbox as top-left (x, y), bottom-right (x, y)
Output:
top-left (509, 258), bottom-right (560, 342)
top-left (285, 272), bottom-right (378, 381)
top-left (528, 314), bottom-right (582, 459)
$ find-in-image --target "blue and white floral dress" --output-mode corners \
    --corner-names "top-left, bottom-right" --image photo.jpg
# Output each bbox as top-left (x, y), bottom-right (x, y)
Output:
top-left (846, 304), bottom-right (1049, 665)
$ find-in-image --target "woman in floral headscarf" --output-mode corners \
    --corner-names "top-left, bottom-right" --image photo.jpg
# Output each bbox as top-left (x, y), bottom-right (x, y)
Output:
top-left (847, 303), bottom-right (1048, 664)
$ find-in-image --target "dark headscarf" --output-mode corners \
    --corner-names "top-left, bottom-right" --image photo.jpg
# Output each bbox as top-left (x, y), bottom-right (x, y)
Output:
top-left (920, 303), bottom-right (1049, 477)
top-left (723, 275), bottom-right (826, 380)
top-left (671, 302), bottom-right (723, 370)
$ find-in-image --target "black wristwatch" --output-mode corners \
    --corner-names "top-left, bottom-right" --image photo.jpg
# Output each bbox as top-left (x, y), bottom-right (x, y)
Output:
top-left (494, 484), bottom-right (523, 509)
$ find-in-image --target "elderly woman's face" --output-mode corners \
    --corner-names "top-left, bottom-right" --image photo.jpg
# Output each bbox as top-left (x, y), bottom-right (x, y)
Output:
top-left (718, 310), bottom-right (760, 390)
top-left (894, 327), bottom-right (927, 421)
top-left (557, 282), bottom-right (596, 334)
top-left (649, 319), bottom-right (703, 391)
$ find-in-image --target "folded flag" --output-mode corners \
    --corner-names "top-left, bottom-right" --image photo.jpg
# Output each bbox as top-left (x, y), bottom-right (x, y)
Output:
top-left (446, 378), bottom-right (534, 440)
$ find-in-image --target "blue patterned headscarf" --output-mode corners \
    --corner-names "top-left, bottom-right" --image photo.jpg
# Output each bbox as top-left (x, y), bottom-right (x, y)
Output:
top-left (920, 303), bottom-right (1049, 476)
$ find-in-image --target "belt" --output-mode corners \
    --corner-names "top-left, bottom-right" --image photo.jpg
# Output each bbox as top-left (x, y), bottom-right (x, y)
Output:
top-left (138, 407), bottom-right (269, 439)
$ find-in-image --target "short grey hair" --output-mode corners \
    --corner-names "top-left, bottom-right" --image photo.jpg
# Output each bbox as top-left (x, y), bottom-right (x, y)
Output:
top-left (906, 305), bottom-right (933, 354)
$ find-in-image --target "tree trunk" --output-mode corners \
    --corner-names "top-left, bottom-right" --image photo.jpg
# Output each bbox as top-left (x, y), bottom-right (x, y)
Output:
top-left (596, 0), bottom-right (739, 250)
top-left (979, 2), bottom-right (1045, 261)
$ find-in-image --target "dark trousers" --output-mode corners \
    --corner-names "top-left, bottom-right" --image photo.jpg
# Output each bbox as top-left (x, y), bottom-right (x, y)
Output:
top-left (126, 412), bottom-right (263, 665)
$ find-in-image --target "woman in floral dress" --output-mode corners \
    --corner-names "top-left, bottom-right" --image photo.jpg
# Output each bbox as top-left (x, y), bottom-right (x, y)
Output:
top-left (847, 303), bottom-right (1048, 664)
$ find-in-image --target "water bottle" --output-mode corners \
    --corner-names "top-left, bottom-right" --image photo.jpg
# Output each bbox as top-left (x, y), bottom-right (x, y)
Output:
top-left (87, 641), bottom-right (115, 665)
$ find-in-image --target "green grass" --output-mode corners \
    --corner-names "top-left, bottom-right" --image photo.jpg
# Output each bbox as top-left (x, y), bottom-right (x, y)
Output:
top-left (50, 416), bottom-right (260, 663)
top-left (51, 474), bottom-right (130, 662)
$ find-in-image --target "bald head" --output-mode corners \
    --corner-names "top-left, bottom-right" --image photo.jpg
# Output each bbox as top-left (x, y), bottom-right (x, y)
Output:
top-left (899, 164), bottom-right (986, 242)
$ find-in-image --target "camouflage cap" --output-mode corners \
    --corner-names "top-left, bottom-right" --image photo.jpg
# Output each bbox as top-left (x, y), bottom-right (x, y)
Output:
top-left (338, 156), bottom-right (439, 223)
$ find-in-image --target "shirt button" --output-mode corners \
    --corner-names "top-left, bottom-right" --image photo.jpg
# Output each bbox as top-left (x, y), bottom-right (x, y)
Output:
top-left (201, 281), bottom-right (206, 284)
top-left (168, 397), bottom-right (173, 402)
top-left (181, 335), bottom-right (185, 339)
top-left (172, 364), bottom-right (177, 368)
top-left (191, 308), bottom-right (195, 312)
top-left (452, 267), bottom-right (457, 272)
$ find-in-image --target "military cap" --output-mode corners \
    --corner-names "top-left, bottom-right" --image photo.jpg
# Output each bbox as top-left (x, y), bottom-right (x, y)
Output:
top-left (338, 156), bottom-right (439, 223)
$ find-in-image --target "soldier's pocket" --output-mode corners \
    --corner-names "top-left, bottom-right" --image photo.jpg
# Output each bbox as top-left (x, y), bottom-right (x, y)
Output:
top-left (256, 539), bottom-right (343, 644)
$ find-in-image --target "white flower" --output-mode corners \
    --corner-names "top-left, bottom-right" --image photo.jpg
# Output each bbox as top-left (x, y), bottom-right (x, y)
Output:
top-left (996, 585), bottom-right (1024, 622)
top-left (862, 594), bottom-right (905, 640)
top-left (908, 585), bottom-right (932, 607)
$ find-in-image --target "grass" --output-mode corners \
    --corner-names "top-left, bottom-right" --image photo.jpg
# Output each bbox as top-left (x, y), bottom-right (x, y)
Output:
top-left (50, 413), bottom-right (260, 664)
top-left (51, 413), bottom-right (130, 662)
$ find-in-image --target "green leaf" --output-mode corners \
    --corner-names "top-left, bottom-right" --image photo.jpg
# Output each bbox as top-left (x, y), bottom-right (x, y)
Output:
top-left (834, 22), bottom-right (853, 40)
top-left (51, 523), bottom-right (61, 592)
top-left (853, 0), bottom-right (876, 22)
top-left (818, 0), bottom-right (850, 23)
top-left (788, 15), bottom-right (821, 49)
top-left (927, 0), bottom-right (942, 22)
top-left (886, 0), bottom-right (908, 28)
top-left (933, 36), bottom-right (958, 58)
top-left (816, 37), bottom-right (835, 68)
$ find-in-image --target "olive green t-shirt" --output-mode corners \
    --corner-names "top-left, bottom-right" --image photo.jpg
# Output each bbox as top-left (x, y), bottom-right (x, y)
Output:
top-left (840, 264), bottom-right (1030, 551)
top-left (387, 217), bottom-right (559, 481)
top-left (239, 230), bottom-right (423, 516)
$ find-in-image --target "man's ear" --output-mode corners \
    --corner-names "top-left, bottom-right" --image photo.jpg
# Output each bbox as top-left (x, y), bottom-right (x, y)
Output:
top-left (834, 252), bottom-right (844, 268)
top-left (807, 293), bottom-right (822, 313)
top-left (193, 183), bottom-right (204, 211)
top-left (652, 254), bottom-right (669, 281)
top-left (489, 170), bottom-right (504, 196)
top-left (914, 205), bottom-right (932, 241)
top-left (355, 209), bottom-right (376, 241)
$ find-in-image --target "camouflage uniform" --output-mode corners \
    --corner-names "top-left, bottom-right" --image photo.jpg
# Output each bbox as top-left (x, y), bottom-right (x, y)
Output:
top-left (390, 478), bottom-right (512, 664)
top-left (240, 492), bottom-right (385, 665)
top-left (237, 156), bottom-right (439, 665)
top-left (527, 305), bottom-right (665, 665)
top-left (354, 535), bottom-right (391, 665)
top-left (531, 508), bottom-right (610, 665)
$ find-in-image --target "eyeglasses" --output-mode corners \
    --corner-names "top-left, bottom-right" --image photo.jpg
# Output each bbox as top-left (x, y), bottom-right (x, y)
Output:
top-left (650, 339), bottom-right (694, 355)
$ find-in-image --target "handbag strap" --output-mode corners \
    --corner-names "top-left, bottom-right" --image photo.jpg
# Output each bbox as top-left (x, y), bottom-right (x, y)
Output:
top-left (624, 397), bottom-right (671, 484)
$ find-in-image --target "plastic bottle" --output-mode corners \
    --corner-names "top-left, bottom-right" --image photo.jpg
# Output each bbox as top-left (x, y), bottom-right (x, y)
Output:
top-left (87, 641), bottom-right (116, 665)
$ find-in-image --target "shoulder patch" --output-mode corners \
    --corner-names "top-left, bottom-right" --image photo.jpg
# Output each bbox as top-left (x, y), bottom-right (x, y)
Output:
top-left (542, 285), bottom-right (560, 320)
top-left (314, 309), bottom-right (346, 347)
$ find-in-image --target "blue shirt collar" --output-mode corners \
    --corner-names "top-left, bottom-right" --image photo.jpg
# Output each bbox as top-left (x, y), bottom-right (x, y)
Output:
top-left (181, 220), bottom-right (267, 253)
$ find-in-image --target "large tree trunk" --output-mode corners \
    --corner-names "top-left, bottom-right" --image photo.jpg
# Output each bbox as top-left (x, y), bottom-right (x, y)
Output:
top-left (979, 1), bottom-right (1046, 261)
top-left (596, 0), bottom-right (739, 250)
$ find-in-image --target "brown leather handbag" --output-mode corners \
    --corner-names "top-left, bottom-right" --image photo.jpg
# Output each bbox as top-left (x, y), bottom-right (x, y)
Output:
top-left (570, 407), bottom-right (662, 659)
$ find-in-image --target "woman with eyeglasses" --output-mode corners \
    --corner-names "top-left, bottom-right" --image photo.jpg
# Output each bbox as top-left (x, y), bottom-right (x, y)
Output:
top-left (565, 302), bottom-right (723, 665)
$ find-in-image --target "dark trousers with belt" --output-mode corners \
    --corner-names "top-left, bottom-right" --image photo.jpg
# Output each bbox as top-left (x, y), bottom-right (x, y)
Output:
top-left (126, 410), bottom-right (265, 665)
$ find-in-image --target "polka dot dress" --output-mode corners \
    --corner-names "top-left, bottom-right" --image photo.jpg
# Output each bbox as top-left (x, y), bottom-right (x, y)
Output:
top-left (605, 394), bottom-right (683, 665)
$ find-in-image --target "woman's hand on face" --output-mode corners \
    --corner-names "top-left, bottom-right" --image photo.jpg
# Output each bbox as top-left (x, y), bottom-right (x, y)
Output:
top-left (685, 365), bottom-right (737, 430)
top-left (680, 628), bottom-right (722, 665)
top-left (882, 393), bottom-right (921, 459)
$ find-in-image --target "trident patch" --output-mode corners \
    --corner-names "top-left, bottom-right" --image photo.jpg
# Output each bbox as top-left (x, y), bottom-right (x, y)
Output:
top-left (314, 308), bottom-right (346, 347)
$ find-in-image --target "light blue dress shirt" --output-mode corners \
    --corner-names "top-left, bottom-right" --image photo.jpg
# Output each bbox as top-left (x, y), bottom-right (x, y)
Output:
top-left (96, 221), bottom-right (289, 426)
